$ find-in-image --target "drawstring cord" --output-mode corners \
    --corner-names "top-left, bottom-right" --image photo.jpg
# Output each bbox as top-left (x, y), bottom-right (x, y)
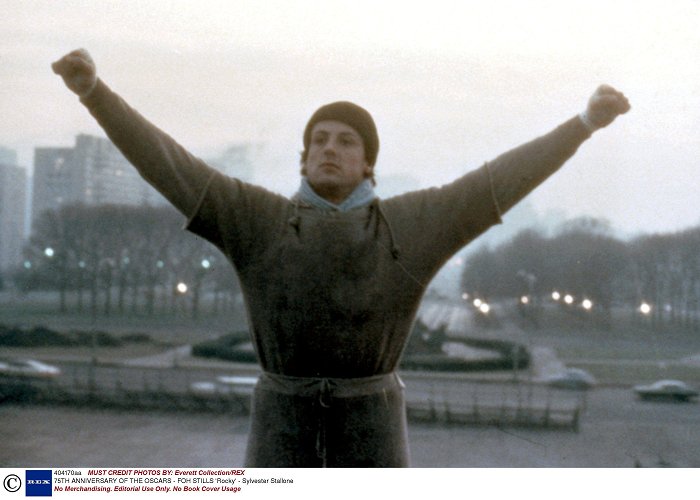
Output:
top-left (373, 199), bottom-right (429, 289)
top-left (372, 199), bottom-right (401, 260)
top-left (319, 378), bottom-right (332, 408)
top-left (288, 198), bottom-right (301, 234)
top-left (316, 415), bottom-right (327, 466)
top-left (316, 378), bottom-right (332, 466)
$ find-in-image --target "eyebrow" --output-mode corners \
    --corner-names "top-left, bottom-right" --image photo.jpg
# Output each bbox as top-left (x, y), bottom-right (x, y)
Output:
top-left (312, 130), bottom-right (361, 140)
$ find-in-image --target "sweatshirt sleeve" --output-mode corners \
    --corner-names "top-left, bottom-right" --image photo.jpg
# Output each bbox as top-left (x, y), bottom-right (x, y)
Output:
top-left (79, 79), bottom-right (218, 219)
top-left (383, 116), bottom-right (592, 275)
top-left (486, 116), bottom-right (592, 215)
top-left (79, 80), bottom-right (290, 268)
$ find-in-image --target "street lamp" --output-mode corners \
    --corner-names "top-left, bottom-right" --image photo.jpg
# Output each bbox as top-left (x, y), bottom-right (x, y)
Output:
top-left (479, 303), bottom-right (490, 314)
top-left (564, 294), bottom-right (574, 305)
top-left (551, 291), bottom-right (561, 301)
top-left (44, 247), bottom-right (55, 258)
top-left (640, 302), bottom-right (652, 315)
top-left (582, 299), bottom-right (593, 310)
top-left (520, 295), bottom-right (530, 305)
top-left (176, 282), bottom-right (188, 294)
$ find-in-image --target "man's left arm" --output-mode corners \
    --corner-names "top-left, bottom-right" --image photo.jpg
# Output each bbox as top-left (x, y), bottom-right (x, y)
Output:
top-left (380, 85), bottom-right (630, 277)
top-left (488, 84), bottom-right (631, 215)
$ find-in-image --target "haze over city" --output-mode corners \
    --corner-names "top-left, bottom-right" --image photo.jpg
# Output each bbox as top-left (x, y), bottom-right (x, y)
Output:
top-left (1, 0), bottom-right (698, 237)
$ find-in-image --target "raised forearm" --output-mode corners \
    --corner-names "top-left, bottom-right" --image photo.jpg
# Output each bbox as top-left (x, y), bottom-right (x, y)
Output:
top-left (487, 116), bottom-right (591, 215)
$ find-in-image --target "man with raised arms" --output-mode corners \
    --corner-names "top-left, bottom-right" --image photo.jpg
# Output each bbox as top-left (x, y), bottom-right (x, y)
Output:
top-left (53, 48), bottom-right (629, 467)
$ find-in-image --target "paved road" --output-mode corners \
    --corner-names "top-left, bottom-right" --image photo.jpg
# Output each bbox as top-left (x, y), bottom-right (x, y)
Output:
top-left (2, 384), bottom-right (697, 467)
top-left (3, 298), bottom-right (698, 467)
top-left (3, 349), bottom-right (699, 467)
top-left (45, 359), bottom-right (698, 422)
top-left (35, 358), bottom-right (581, 434)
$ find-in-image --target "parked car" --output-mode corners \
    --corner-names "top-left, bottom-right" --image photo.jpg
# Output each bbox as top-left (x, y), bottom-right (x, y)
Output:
top-left (633, 379), bottom-right (698, 402)
top-left (0, 358), bottom-right (61, 379)
top-left (190, 375), bottom-right (258, 397)
top-left (544, 368), bottom-right (596, 390)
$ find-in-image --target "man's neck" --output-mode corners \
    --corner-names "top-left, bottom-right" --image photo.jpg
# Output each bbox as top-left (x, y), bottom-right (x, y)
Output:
top-left (313, 186), bottom-right (351, 205)
top-left (297, 178), bottom-right (376, 212)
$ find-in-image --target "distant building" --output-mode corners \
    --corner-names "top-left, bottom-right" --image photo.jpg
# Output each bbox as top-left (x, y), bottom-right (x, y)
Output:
top-left (0, 152), bottom-right (27, 271)
top-left (0, 146), bottom-right (18, 166)
top-left (206, 143), bottom-right (258, 183)
top-left (31, 134), bottom-right (168, 228)
top-left (375, 174), bottom-right (422, 199)
top-left (32, 146), bottom-right (77, 221)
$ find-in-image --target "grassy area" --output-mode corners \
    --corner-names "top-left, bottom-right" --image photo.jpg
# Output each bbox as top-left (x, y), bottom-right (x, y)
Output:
top-left (529, 331), bottom-right (700, 361)
top-left (571, 360), bottom-right (700, 387)
top-left (4, 293), bottom-right (700, 387)
top-left (511, 306), bottom-right (700, 359)
top-left (492, 305), bottom-right (700, 385)
top-left (530, 325), bottom-right (700, 386)
top-left (0, 293), bottom-right (247, 345)
top-left (0, 343), bottom-right (171, 362)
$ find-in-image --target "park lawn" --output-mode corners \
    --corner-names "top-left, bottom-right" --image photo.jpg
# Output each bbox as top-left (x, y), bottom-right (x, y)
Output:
top-left (569, 359), bottom-right (700, 387)
top-left (0, 343), bottom-right (172, 363)
top-left (4, 294), bottom-right (700, 387)
top-left (0, 300), bottom-right (243, 345)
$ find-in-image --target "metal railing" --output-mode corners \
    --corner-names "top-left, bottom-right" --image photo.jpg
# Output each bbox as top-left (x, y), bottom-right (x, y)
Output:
top-left (2, 362), bottom-right (584, 430)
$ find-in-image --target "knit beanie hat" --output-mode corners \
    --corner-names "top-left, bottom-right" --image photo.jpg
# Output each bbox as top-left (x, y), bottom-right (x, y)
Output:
top-left (302, 101), bottom-right (379, 166)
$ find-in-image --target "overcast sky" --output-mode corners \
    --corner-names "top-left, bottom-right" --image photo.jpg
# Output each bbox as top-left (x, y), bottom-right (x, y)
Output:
top-left (1, 0), bottom-right (698, 236)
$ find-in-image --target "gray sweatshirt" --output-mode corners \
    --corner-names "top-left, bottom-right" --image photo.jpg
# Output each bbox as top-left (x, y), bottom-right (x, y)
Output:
top-left (80, 80), bottom-right (591, 466)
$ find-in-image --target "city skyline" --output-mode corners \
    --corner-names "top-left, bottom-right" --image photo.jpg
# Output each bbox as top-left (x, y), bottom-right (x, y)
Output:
top-left (0, 134), bottom-right (261, 236)
top-left (1, 0), bottom-right (699, 237)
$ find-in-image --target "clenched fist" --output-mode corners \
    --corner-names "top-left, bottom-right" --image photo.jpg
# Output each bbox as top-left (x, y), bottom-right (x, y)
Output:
top-left (580, 84), bottom-right (631, 131)
top-left (52, 48), bottom-right (97, 97)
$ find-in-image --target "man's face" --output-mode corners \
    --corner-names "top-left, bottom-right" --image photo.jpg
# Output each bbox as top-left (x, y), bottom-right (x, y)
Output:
top-left (303, 120), bottom-right (370, 204)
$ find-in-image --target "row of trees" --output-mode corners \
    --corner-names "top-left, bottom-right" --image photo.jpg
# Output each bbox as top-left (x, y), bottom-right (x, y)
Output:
top-left (11, 204), bottom-right (241, 319)
top-left (7, 206), bottom-right (699, 331)
top-left (461, 218), bottom-right (700, 331)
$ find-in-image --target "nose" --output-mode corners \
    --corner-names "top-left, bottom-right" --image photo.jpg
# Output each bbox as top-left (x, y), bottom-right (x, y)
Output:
top-left (322, 138), bottom-right (337, 157)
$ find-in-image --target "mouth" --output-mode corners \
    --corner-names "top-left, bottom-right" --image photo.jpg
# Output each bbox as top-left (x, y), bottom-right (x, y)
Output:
top-left (319, 161), bottom-right (340, 170)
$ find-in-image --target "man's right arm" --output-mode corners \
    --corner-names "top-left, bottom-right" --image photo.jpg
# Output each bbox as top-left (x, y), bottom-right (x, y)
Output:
top-left (52, 49), bottom-right (218, 218)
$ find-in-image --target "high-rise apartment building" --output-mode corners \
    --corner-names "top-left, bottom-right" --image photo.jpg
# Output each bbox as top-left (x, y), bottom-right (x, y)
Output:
top-left (31, 134), bottom-right (167, 226)
top-left (0, 150), bottom-right (27, 271)
top-left (32, 146), bottom-right (78, 221)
